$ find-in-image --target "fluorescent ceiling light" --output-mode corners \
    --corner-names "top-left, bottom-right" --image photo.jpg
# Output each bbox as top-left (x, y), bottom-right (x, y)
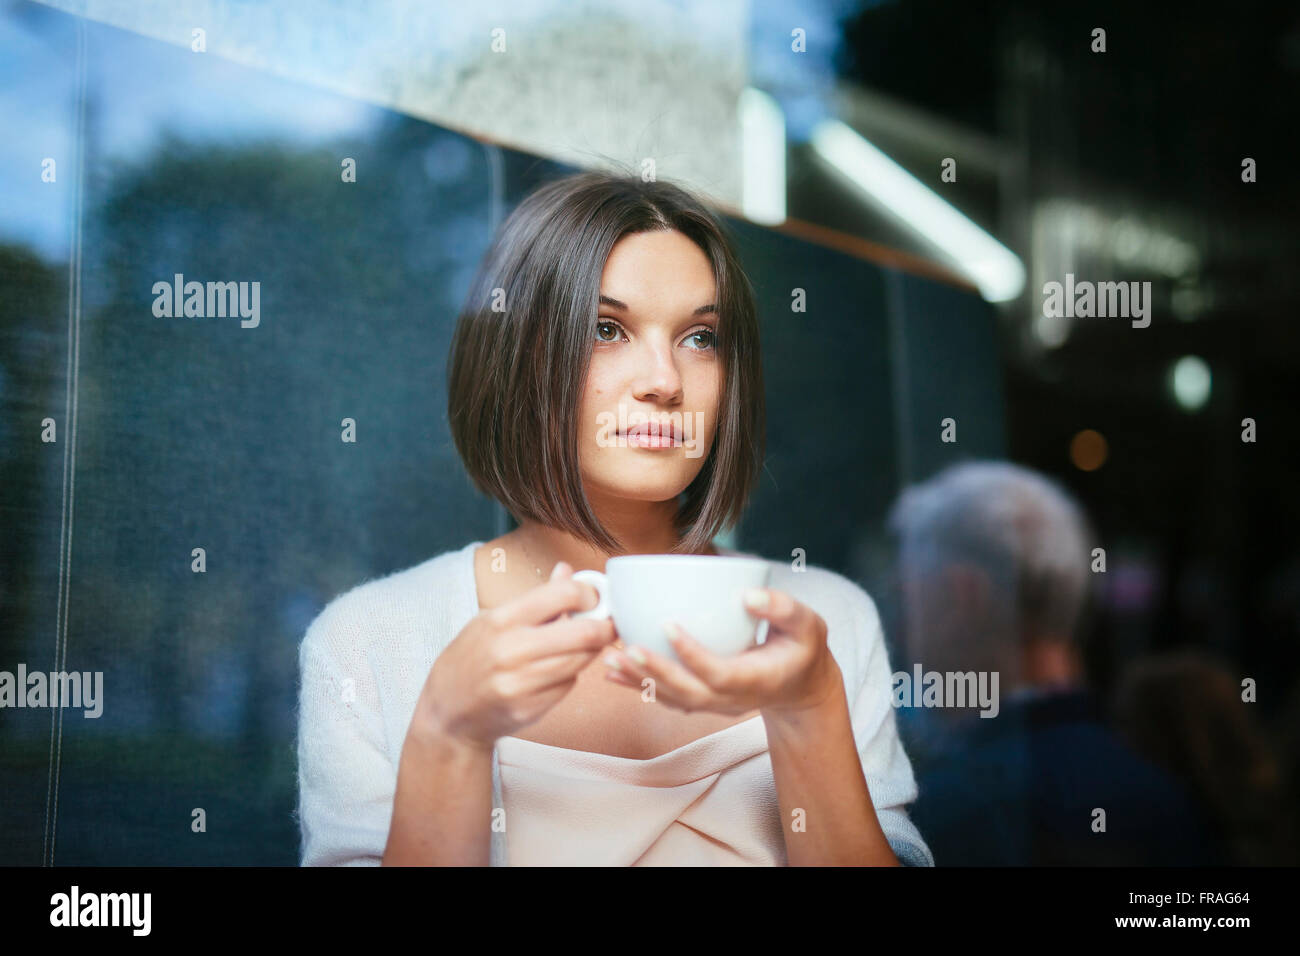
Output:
top-left (811, 118), bottom-right (1025, 302)
top-left (739, 87), bottom-right (786, 226)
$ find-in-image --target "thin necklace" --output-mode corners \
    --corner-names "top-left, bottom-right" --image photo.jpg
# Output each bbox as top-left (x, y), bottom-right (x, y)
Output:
top-left (520, 529), bottom-right (621, 646)
top-left (519, 530), bottom-right (548, 580)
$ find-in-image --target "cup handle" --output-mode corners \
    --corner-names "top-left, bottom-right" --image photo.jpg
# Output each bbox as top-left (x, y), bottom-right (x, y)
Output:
top-left (570, 570), bottom-right (611, 620)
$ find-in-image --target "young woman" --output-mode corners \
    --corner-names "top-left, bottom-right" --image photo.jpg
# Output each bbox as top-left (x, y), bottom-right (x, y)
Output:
top-left (297, 169), bottom-right (933, 867)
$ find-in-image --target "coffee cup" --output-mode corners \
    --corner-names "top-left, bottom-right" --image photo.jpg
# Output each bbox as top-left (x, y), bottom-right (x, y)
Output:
top-left (571, 554), bottom-right (771, 662)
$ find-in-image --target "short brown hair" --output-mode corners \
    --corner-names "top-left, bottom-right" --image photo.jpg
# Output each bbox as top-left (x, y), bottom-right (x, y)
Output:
top-left (446, 168), bottom-right (765, 555)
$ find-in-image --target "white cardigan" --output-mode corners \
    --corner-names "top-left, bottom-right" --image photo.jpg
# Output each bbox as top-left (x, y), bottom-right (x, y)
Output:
top-left (296, 540), bottom-right (934, 866)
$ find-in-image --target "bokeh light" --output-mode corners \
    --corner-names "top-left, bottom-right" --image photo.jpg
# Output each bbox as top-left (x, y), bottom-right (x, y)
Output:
top-left (1070, 429), bottom-right (1109, 471)
top-left (1169, 355), bottom-right (1212, 411)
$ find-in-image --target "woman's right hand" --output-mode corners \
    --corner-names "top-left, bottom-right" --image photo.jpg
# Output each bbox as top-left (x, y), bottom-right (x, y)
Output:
top-left (410, 561), bottom-right (615, 752)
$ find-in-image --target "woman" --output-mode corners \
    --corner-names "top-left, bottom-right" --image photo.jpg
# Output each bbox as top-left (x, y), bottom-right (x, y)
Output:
top-left (296, 169), bottom-right (933, 866)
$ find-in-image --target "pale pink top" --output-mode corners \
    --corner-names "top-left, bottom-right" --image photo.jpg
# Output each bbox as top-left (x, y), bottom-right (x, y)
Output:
top-left (297, 541), bottom-right (934, 866)
top-left (496, 716), bottom-right (784, 866)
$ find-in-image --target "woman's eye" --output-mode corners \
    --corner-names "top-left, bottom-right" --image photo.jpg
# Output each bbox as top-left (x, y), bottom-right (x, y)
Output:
top-left (685, 328), bottom-right (717, 350)
top-left (594, 321), bottom-right (714, 349)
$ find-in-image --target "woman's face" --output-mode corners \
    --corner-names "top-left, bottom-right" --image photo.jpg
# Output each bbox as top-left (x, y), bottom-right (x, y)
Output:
top-left (578, 228), bottom-right (722, 508)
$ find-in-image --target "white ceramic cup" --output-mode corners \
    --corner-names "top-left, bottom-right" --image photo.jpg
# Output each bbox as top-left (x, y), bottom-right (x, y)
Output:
top-left (571, 554), bottom-right (772, 662)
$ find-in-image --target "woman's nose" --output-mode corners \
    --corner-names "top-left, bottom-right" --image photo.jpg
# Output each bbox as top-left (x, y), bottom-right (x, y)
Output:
top-left (632, 344), bottom-right (684, 403)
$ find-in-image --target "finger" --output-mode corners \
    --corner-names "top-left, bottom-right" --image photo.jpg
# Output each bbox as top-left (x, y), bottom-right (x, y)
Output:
top-left (604, 668), bottom-right (639, 688)
top-left (605, 656), bottom-right (676, 702)
top-left (505, 615), bottom-right (616, 664)
top-left (614, 643), bottom-right (715, 711)
top-left (740, 587), bottom-right (817, 641)
top-left (664, 623), bottom-right (759, 693)
top-left (608, 659), bottom-right (709, 713)
top-left (553, 562), bottom-right (604, 616)
top-left (491, 566), bottom-right (602, 629)
top-left (511, 647), bottom-right (603, 695)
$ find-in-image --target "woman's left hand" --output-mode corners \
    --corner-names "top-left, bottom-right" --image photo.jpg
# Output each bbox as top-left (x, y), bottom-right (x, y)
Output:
top-left (603, 587), bottom-right (842, 716)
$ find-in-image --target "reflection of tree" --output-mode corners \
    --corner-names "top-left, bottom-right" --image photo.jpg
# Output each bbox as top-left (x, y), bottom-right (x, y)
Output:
top-left (7, 99), bottom-right (508, 860)
top-left (0, 243), bottom-right (68, 725)
top-left (80, 116), bottom-right (499, 751)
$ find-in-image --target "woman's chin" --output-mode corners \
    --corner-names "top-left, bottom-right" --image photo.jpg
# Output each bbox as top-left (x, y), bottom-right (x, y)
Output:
top-left (586, 474), bottom-right (695, 505)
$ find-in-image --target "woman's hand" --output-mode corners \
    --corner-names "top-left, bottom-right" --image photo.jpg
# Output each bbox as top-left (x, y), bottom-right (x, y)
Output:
top-left (602, 586), bottom-right (842, 716)
top-left (411, 562), bottom-right (616, 752)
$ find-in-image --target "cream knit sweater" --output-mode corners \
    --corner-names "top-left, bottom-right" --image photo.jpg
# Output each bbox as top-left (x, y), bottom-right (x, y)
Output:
top-left (296, 541), bottom-right (934, 866)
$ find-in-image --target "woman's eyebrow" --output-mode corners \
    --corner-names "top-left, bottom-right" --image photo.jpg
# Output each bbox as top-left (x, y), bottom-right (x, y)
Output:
top-left (599, 294), bottom-right (717, 316)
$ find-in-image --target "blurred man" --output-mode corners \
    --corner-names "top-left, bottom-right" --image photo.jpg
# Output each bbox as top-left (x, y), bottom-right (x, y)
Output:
top-left (887, 461), bottom-right (1223, 865)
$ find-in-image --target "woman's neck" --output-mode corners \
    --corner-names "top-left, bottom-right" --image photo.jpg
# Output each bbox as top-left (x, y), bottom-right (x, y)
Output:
top-left (516, 500), bottom-right (711, 572)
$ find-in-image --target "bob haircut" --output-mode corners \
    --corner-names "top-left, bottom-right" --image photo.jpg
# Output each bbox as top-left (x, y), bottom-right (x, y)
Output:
top-left (446, 168), bottom-right (765, 555)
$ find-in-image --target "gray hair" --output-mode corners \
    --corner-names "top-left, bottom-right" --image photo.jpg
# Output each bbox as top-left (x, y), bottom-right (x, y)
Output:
top-left (888, 461), bottom-right (1095, 642)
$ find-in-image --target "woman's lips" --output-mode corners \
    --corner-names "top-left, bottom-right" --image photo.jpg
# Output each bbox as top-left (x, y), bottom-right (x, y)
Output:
top-left (619, 429), bottom-right (680, 449)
